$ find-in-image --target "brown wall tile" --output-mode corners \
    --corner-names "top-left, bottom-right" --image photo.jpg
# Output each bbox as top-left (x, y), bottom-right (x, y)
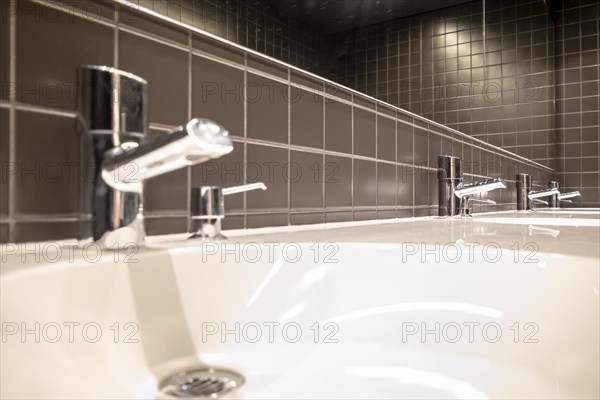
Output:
top-left (377, 116), bottom-right (396, 162)
top-left (246, 144), bottom-right (288, 210)
top-left (377, 162), bottom-right (396, 206)
top-left (397, 165), bottom-right (414, 206)
top-left (247, 213), bottom-right (288, 228)
top-left (325, 99), bottom-right (352, 153)
top-left (144, 168), bottom-right (188, 214)
top-left (120, 31), bottom-right (188, 126)
top-left (290, 88), bottom-right (323, 149)
top-left (325, 155), bottom-right (351, 208)
top-left (0, 0), bottom-right (10, 101)
top-left (14, 111), bottom-right (79, 216)
top-left (16, 0), bottom-right (113, 110)
top-left (353, 159), bottom-right (376, 207)
top-left (192, 55), bottom-right (244, 137)
top-left (0, 108), bottom-right (8, 217)
top-left (353, 108), bottom-right (376, 157)
top-left (290, 151), bottom-right (323, 209)
top-left (13, 221), bottom-right (78, 242)
top-left (247, 73), bottom-right (288, 143)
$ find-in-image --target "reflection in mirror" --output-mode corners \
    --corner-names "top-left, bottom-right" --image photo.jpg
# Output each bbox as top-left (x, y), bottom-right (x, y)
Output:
top-left (130, 0), bottom-right (556, 168)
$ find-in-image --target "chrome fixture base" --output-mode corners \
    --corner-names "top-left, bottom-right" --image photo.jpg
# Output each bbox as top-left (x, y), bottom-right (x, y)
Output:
top-left (78, 65), bottom-right (233, 248)
top-left (189, 183), bottom-right (267, 240)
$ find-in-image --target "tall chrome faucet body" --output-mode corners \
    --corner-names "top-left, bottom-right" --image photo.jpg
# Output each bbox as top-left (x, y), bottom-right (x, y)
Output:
top-left (77, 65), bottom-right (233, 248)
top-left (437, 155), bottom-right (506, 217)
top-left (516, 173), bottom-right (568, 210)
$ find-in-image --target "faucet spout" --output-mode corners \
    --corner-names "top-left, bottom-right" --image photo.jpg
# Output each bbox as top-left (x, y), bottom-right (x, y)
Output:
top-left (528, 187), bottom-right (560, 200)
top-left (101, 119), bottom-right (232, 193)
top-left (77, 65), bottom-right (232, 248)
top-left (436, 155), bottom-right (505, 217)
top-left (454, 178), bottom-right (506, 198)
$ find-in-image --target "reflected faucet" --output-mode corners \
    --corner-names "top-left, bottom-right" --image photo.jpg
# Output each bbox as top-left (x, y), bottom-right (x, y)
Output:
top-left (547, 180), bottom-right (581, 208)
top-left (437, 155), bottom-right (506, 217)
top-left (516, 174), bottom-right (562, 211)
top-left (77, 65), bottom-right (233, 248)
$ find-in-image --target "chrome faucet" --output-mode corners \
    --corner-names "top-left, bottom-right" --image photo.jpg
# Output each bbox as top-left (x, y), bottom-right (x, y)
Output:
top-left (547, 180), bottom-right (581, 207)
top-left (189, 183), bottom-right (267, 240)
top-left (516, 174), bottom-right (561, 210)
top-left (437, 155), bottom-right (506, 217)
top-left (77, 65), bottom-right (233, 248)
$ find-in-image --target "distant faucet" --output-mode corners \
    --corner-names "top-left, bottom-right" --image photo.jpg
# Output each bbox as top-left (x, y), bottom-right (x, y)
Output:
top-left (516, 174), bottom-right (562, 210)
top-left (77, 65), bottom-right (233, 248)
top-left (547, 180), bottom-right (581, 208)
top-left (437, 155), bottom-right (506, 217)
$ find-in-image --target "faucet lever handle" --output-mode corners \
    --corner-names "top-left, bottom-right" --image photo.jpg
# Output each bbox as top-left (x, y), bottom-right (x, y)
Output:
top-left (222, 183), bottom-right (267, 196)
top-left (532, 198), bottom-right (549, 206)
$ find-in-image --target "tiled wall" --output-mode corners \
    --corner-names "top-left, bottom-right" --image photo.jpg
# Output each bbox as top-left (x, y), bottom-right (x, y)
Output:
top-left (333, 0), bottom-right (557, 169)
top-left (126, 0), bottom-right (332, 76)
top-left (125, 0), bottom-right (599, 209)
top-left (554, 0), bottom-right (600, 208)
top-left (0, 0), bottom-right (553, 243)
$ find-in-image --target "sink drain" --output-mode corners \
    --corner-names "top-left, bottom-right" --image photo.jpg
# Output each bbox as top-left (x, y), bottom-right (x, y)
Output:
top-left (159, 368), bottom-right (245, 399)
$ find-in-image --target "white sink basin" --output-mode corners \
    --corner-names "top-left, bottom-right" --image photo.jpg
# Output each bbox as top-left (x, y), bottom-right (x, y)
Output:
top-left (2, 229), bottom-right (598, 399)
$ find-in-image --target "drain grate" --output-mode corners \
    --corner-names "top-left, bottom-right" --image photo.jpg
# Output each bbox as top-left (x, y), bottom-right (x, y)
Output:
top-left (159, 368), bottom-right (245, 399)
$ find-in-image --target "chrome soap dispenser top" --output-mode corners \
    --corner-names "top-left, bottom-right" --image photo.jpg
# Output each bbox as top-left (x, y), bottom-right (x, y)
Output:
top-left (77, 65), bottom-right (233, 248)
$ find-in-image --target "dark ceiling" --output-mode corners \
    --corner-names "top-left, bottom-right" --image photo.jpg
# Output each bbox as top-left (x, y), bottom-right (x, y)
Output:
top-left (269, 0), bottom-right (477, 34)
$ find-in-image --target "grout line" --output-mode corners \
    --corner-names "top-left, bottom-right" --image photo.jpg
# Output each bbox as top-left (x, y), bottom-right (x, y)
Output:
top-left (186, 30), bottom-right (193, 233)
top-left (350, 93), bottom-right (355, 217)
top-left (322, 82), bottom-right (326, 221)
top-left (8, 0), bottom-right (16, 241)
top-left (114, 1), bottom-right (119, 67)
top-left (375, 109), bottom-right (378, 212)
top-left (287, 68), bottom-right (291, 226)
top-left (243, 52), bottom-right (248, 229)
top-left (107, 0), bottom-right (554, 173)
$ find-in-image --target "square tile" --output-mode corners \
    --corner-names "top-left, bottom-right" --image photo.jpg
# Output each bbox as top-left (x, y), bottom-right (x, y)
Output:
top-left (414, 127), bottom-right (428, 168)
top-left (15, 111), bottom-right (79, 216)
top-left (247, 213), bottom-right (288, 228)
top-left (0, 108), bottom-right (8, 216)
top-left (290, 151), bottom-right (323, 209)
top-left (0, 0), bottom-right (9, 101)
top-left (353, 108), bottom-right (376, 157)
top-left (291, 88), bottom-right (323, 149)
top-left (192, 55), bottom-right (244, 137)
top-left (16, 0), bottom-right (113, 110)
top-left (377, 116), bottom-right (396, 162)
top-left (377, 162), bottom-right (396, 206)
top-left (325, 99), bottom-right (352, 154)
top-left (144, 168), bottom-right (188, 214)
top-left (246, 144), bottom-right (288, 210)
top-left (13, 221), bottom-right (78, 242)
top-left (325, 155), bottom-right (351, 208)
top-left (120, 31), bottom-right (188, 126)
top-left (397, 165), bottom-right (414, 206)
top-left (247, 73), bottom-right (288, 144)
top-left (397, 121), bottom-right (413, 164)
top-left (354, 159), bottom-right (376, 207)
